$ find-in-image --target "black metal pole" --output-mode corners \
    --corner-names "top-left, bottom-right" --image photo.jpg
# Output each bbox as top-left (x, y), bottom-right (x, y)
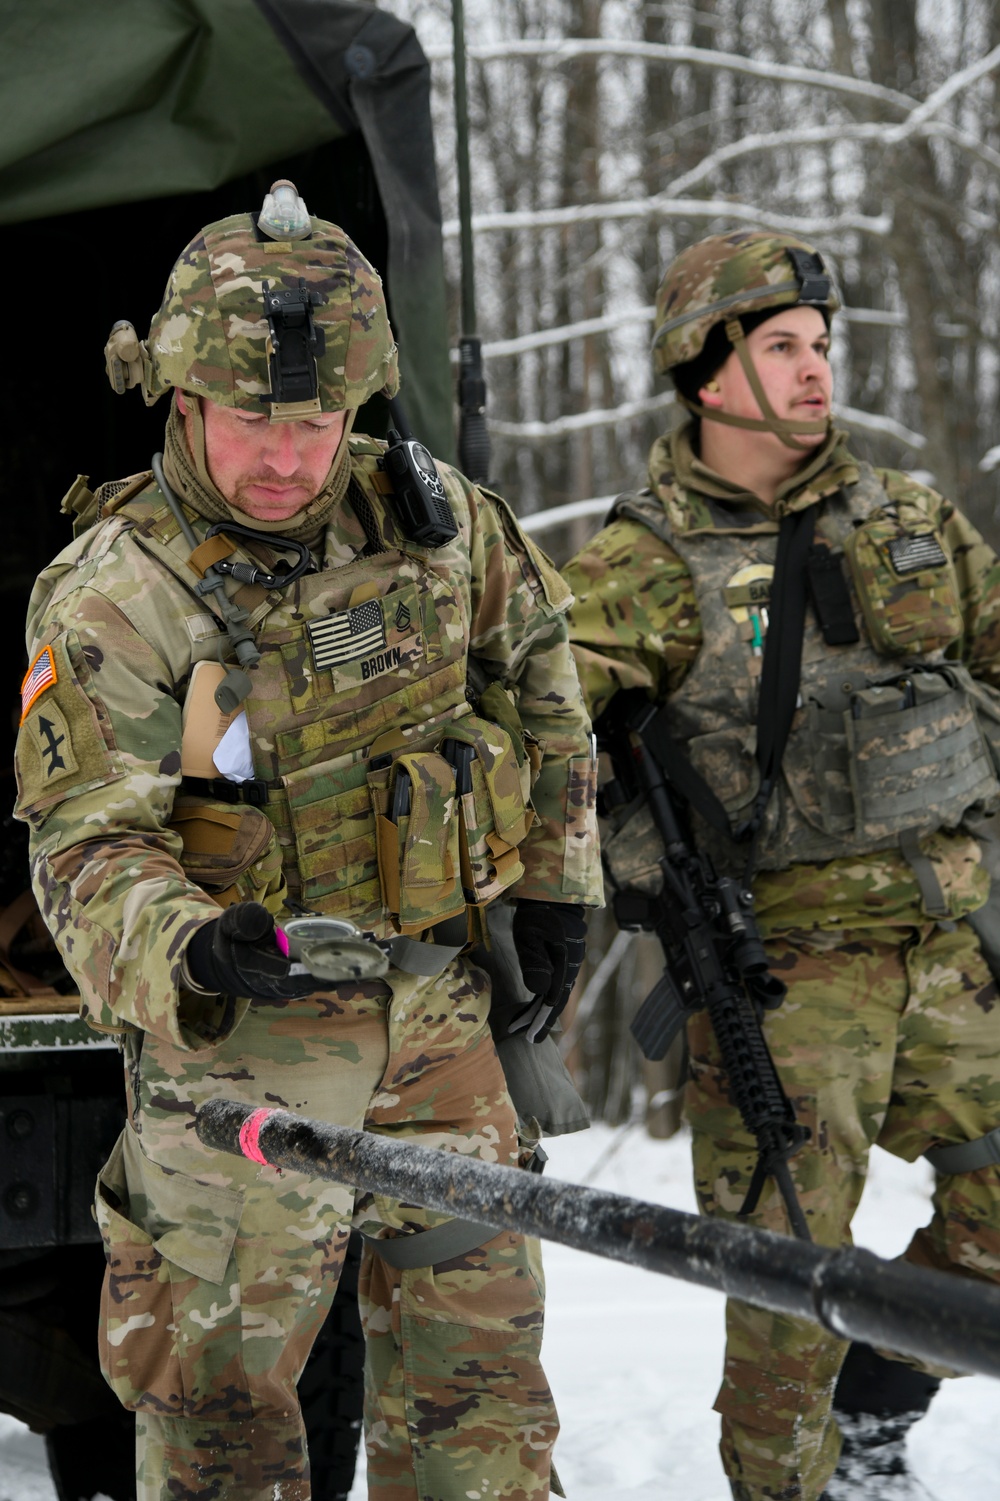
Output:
top-left (452, 0), bottom-right (490, 484)
top-left (196, 1099), bottom-right (1000, 1382)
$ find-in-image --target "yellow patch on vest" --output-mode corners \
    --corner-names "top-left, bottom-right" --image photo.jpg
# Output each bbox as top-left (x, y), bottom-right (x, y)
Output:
top-left (723, 564), bottom-right (774, 622)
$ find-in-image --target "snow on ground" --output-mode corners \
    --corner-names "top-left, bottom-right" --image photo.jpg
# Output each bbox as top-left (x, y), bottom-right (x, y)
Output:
top-left (2, 1124), bottom-right (998, 1500)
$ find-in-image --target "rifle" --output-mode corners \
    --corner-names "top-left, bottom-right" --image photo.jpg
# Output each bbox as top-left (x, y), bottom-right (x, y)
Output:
top-left (599, 694), bottom-right (812, 1242)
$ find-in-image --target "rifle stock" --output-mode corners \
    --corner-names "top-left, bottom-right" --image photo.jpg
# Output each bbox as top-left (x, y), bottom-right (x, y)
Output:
top-left (600, 695), bottom-right (812, 1243)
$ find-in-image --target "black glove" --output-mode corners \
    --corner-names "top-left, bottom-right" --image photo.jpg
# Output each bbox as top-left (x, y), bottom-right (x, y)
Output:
top-left (509, 899), bottom-right (587, 1043)
top-left (185, 902), bottom-right (325, 1002)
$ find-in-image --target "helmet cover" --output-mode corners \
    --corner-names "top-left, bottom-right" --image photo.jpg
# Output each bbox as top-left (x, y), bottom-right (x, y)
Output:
top-left (652, 230), bottom-right (840, 377)
top-left (138, 208), bottom-right (399, 415)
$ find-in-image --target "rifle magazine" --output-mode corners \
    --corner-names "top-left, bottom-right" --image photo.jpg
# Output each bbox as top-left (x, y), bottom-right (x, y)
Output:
top-left (630, 968), bottom-right (691, 1061)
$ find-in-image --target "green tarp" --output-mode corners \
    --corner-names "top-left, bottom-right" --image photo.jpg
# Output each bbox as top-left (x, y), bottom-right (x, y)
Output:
top-left (0, 0), bottom-right (342, 222)
top-left (0, 0), bottom-right (454, 458)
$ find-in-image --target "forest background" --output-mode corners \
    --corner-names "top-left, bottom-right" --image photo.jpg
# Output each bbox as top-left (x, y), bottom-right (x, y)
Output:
top-left (390, 0), bottom-right (1000, 1126)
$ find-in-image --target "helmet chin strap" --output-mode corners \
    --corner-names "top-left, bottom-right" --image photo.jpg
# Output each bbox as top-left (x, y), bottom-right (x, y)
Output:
top-left (180, 391), bottom-right (227, 505)
top-left (679, 315), bottom-right (831, 452)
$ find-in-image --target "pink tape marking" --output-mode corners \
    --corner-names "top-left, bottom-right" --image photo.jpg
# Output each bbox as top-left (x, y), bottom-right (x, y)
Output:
top-left (238, 1107), bottom-right (275, 1166)
top-left (274, 925), bottom-right (290, 958)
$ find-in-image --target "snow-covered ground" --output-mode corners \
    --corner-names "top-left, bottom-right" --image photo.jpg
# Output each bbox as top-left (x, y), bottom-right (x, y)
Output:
top-left (2, 1124), bottom-right (997, 1501)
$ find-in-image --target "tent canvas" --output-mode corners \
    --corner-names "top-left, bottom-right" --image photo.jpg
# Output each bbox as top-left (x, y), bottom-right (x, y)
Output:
top-left (0, 0), bottom-right (454, 459)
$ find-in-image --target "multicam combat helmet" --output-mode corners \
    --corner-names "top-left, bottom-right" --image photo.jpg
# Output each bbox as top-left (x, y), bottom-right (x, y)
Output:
top-left (105, 180), bottom-right (399, 421)
top-left (651, 230), bottom-right (840, 449)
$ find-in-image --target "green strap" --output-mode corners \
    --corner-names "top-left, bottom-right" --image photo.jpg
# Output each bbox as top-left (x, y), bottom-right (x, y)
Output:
top-left (676, 316), bottom-right (830, 452)
top-left (385, 933), bottom-right (465, 977)
top-left (364, 1216), bottom-right (495, 1268)
top-left (898, 828), bottom-right (950, 920)
top-left (925, 1126), bottom-right (1000, 1174)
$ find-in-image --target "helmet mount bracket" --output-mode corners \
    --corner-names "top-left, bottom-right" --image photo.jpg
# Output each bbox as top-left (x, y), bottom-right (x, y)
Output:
top-left (261, 279), bottom-right (327, 420)
top-left (785, 247), bottom-right (833, 306)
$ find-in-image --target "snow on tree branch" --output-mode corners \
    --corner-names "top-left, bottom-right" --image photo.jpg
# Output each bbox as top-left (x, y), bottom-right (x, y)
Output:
top-left (883, 42), bottom-right (1000, 145)
top-left (423, 38), bottom-right (915, 115)
top-left (520, 496), bottom-right (621, 534)
top-left (832, 407), bottom-right (926, 450)
top-left (489, 395), bottom-right (924, 452)
top-left (471, 308), bottom-right (656, 360)
top-left (663, 121), bottom-right (1000, 201)
top-left (457, 306), bottom-right (937, 364)
top-left (442, 199), bottom-right (892, 240)
top-left (489, 394), bottom-right (674, 441)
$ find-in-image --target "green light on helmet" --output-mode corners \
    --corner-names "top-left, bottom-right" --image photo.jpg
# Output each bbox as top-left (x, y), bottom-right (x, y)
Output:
top-left (258, 179), bottom-right (312, 242)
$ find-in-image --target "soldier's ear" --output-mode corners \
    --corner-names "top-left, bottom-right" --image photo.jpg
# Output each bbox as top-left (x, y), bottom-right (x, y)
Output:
top-left (699, 378), bottom-right (723, 408)
top-left (175, 391), bottom-right (190, 417)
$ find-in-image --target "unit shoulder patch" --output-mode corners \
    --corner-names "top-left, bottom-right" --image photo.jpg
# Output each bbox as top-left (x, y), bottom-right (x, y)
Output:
top-left (14, 632), bottom-right (125, 825)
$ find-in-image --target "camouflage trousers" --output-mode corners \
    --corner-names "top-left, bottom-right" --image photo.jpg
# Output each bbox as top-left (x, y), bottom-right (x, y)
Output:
top-left (96, 956), bottom-right (558, 1501)
top-left (685, 918), bottom-right (1000, 1501)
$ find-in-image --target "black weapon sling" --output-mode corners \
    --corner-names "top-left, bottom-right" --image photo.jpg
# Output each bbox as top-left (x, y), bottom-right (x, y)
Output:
top-left (737, 501), bottom-right (818, 880)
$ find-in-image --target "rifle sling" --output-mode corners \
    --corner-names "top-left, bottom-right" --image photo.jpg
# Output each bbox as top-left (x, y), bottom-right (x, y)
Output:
top-left (639, 705), bottom-right (733, 838)
top-left (742, 502), bottom-right (818, 870)
top-left (636, 502), bottom-right (820, 870)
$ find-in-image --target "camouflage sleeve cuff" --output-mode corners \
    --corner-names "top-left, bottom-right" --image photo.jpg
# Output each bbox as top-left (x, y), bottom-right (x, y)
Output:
top-left (517, 756), bottom-right (603, 907)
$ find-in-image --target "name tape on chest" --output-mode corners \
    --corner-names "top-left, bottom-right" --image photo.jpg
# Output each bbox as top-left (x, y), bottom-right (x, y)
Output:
top-left (887, 533), bottom-right (947, 576)
top-left (307, 598), bottom-right (387, 673)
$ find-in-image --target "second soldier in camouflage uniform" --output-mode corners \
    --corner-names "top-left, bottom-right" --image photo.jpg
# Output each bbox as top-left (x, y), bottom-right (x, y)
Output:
top-left (14, 184), bottom-right (601, 1501)
top-left (563, 230), bottom-right (1000, 1501)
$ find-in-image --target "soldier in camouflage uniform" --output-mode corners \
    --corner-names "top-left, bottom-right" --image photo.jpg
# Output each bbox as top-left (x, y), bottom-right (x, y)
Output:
top-left (13, 184), bottom-right (601, 1501)
top-left (562, 229), bottom-right (1000, 1501)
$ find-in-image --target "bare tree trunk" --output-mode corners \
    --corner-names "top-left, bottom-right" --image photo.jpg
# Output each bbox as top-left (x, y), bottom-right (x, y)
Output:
top-left (867, 0), bottom-right (961, 498)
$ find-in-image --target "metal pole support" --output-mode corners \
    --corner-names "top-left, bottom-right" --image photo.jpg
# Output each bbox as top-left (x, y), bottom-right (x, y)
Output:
top-left (195, 1098), bottom-right (1000, 1381)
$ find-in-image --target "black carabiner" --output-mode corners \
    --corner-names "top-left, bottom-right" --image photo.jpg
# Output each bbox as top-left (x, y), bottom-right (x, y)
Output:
top-left (204, 521), bottom-right (313, 591)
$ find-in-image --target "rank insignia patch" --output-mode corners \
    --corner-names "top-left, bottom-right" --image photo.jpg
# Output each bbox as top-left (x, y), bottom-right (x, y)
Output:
top-left (308, 598), bottom-right (387, 672)
top-left (20, 645), bottom-right (57, 723)
top-left (394, 599), bottom-right (412, 632)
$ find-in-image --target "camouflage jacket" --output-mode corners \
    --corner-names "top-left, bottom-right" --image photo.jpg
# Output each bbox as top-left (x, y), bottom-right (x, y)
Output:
top-left (564, 422), bottom-right (1000, 933)
top-left (15, 434), bottom-right (601, 1050)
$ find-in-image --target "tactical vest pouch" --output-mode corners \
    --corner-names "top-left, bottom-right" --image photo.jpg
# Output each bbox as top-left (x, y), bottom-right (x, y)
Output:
top-left (846, 670), bottom-right (998, 840)
top-left (441, 716), bottom-right (532, 905)
top-left (476, 678), bottom-right (543, 805)
top-left (281, 755), bottom-right (384, 924)
top-left (843, 516), bottom-right (962, 657)
top-left (375, 752), bottom-right (465, 934)
top-left (168, 797), bottom-right (287, 914)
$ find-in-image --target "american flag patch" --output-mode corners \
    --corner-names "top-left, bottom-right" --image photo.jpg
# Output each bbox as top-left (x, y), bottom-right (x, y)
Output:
top-left (307, 598), bottom-right (387, 672)
top-left (887, 533), bottom-right (947, 576)
top-left (20, 645), bottom-right (57, 723)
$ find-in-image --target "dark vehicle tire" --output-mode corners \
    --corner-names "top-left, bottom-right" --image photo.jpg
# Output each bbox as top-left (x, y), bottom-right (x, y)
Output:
top-left (300, 1231), bottom-right (366, 1501)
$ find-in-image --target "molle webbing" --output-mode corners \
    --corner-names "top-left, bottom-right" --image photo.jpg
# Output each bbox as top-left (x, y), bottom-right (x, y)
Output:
top-left (610, 467), bottom-right (1000, 881)
top-left (348, 477), bottom-right (389, 555)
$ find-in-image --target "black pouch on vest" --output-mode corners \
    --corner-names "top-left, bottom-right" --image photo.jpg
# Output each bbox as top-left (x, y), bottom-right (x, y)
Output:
top-left (806, 544), bottom-right (860, 646)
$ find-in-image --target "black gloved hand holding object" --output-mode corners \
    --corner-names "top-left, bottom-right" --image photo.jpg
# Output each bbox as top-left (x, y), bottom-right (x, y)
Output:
top-left (185, 901), bottom-right (325, 1001)
top-left (509, 899), bottom-right (587, 1042)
